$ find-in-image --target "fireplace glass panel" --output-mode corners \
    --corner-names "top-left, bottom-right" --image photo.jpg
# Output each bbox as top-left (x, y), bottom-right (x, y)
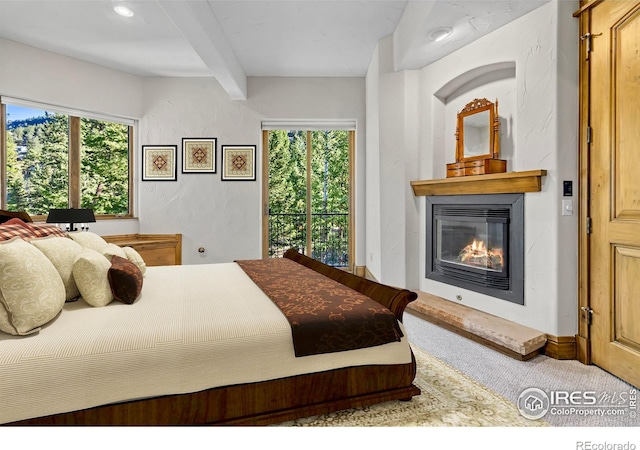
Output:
top-left (426, 194), bottom-right (524, 305)
top-left (436, 218), bottom-right (507, 274)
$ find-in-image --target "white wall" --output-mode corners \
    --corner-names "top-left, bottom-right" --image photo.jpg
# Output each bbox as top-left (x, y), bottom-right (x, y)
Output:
top-left (0, 37), bottom-right (143, 236)
top-left (0, 39), bottom-right (143, 120)
top-left (140, 76), bottom-right (366, 264)
top-left (1, 38), bottom-right (367, 266)
top-left (2, 1), bottom-right (580, 335)
top-left (366, 35), bottom-right (421, 288)
top-left (365, 40), bottom-right (382, 279)
top-left (367, 1), bottom-right (579, 336)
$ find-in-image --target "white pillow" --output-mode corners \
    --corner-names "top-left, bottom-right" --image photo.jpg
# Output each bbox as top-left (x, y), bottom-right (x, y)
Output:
top-left (30, 235), bottom-right (84, 301)
top-left (102, 243), bottom-right (127, 260)
top-left (68, 231), bottom-right (108, 253)
top-left (122, 246), bottom-right (147, 275)
top-left (0, 237), bottom-right (66, 335)
top-left (72, 248), bottom-right (113, 307)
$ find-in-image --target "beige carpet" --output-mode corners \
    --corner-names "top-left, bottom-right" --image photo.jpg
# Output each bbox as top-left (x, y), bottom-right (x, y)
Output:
top-left (280, 345), bottom-right (548, 427)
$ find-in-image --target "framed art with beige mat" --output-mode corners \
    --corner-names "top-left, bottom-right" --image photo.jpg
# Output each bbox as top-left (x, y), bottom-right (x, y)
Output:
top-left (142, 145), bottom-right (177, 181)
top-left (182, 138), bottom-right (216, 174)
top-left (221, 145), bottom-right (256, 181)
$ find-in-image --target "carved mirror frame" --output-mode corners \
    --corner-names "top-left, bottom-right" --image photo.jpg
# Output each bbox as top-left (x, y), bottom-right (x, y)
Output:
top-left (455, 98), bottom-right (500, 162)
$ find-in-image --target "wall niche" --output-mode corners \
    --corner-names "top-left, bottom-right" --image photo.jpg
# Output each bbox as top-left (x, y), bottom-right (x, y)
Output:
top-left (431, 62), bottom-right (517, 179)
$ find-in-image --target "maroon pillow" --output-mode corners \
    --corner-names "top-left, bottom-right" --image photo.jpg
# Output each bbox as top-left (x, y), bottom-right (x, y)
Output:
top-left (107, 255), bottom-right (143, 304)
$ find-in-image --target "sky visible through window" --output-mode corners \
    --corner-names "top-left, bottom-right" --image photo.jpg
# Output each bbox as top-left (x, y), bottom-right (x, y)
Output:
top-left (6, 105), bottom-right (47, 121)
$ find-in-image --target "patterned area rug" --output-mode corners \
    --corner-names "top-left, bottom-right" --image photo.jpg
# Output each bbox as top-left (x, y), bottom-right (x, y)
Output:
top-left (280, 345), bottom-right (548, 427)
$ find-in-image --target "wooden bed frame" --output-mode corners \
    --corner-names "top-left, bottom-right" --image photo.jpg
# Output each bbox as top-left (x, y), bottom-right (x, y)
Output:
top-left (9, 250), bottom-right (420, 426)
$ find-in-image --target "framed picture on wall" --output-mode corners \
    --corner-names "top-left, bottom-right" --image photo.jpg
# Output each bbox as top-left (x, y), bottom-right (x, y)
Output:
top-left (182, 138), bottom-right (217, 173)
top-left (142, 145), bottom-right (178, 181)
top-left (221, 145), bottom-right (256, 181)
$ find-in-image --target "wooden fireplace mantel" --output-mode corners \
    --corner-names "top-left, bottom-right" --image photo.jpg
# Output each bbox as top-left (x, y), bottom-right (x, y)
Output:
top-left (410, 170), bottom-right (547, 197)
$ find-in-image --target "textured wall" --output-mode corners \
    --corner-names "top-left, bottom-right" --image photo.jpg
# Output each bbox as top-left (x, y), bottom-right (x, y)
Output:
top-left (0, 38), bottom-right (143, 121)
top-left (139, 76), bottom-right (366, 265)
top-left (0, 37), bottom-right (143, 236)
top-left (369, 1), bottom-right (579, 335)
top-left (0, 38), bottom-right (367, 265)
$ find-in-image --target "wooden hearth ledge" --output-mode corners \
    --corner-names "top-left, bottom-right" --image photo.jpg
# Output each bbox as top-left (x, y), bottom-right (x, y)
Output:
top-left (407, 292), bottom-right (547, 361)
top-left (411, 170), bottom-right (547, 196)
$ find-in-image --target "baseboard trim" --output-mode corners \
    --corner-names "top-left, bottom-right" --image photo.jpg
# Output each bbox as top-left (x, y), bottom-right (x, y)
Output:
top-left (543, 335), bottom-right (577, 360)
top-left (576, 335), bottom-right (590, 364)
top-left (355, 265), bottom-right (378, 282)
top-left (364, 267), bottom-right (378, 282)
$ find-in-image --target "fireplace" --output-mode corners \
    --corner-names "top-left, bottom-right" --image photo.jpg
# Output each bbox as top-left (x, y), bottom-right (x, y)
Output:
top-left (425, 194), bottom-right (524, 304)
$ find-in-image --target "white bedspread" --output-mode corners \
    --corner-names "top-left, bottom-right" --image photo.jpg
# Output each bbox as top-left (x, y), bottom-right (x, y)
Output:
top-left (0, 263), bottom-right (412, 424)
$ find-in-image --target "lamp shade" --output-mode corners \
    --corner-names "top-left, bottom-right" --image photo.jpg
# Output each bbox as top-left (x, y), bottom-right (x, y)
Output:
top-left (46, 208), bottom-right (96, 226)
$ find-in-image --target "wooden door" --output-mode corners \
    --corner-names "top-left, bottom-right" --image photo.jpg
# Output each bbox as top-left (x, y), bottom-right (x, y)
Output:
top-left (587, 0), bottom-right (640, 388)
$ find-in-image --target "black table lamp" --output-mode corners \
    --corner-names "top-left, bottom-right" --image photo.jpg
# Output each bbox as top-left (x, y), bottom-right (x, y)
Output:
top-left (46, 208), bottom-right (96, 232)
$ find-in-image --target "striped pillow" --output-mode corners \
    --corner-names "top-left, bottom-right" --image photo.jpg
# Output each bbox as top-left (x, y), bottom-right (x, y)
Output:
top-left (29, 223), bottom-right (67, 238)
top-left (0, 223), bottom-right (37, 241)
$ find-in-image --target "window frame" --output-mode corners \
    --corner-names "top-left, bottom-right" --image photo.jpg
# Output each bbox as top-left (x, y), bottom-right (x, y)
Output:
top-left (0, 97), bottom-right (136, 221)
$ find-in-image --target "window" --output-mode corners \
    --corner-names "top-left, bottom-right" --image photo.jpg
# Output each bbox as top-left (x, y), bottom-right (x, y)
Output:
top-left (1, 98), bottom-right (134, 218)
top-left (262, 125), bottom-right (355, 269)
top-left (80, 118), bottom-right (131, 214)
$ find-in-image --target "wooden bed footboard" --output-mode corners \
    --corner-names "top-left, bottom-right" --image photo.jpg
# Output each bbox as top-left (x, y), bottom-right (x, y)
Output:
top-left (11, 361), bottom-right (419, 426)
top-left (8, 250), bottom-right (420, 426)
top-left (283, 249), bottom-right (417, 322)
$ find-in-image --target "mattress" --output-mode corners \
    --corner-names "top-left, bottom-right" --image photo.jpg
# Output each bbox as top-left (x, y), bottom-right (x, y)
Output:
top-left (0, 262), bottom-right (412, 424)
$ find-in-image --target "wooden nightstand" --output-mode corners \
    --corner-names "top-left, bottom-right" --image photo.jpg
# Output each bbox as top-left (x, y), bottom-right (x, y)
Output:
top-left (103, 234), bottom-right (182, 266)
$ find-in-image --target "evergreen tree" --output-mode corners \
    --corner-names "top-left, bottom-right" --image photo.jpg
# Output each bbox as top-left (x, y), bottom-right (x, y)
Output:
top-left (5, 110), bottom-right (130, 216)
top-left (5, 129), bottom-right (26, 209)
top-left (18, 113), bottom-right (69, 215)
top-left (267, 129), bottom-right (350, 265)
top-left (268, 130), bottom-right (308, 255)
top-left (81, 119), bottom-right (129, 214)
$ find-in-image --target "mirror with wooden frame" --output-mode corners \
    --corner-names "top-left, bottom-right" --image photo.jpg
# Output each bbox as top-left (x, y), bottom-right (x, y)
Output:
top-left (455, 98), bottom-right (500, 162)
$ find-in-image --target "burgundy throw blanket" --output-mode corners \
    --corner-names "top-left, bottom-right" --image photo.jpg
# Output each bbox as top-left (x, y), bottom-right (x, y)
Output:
top-left (236, 258), bottom-right (403, 357)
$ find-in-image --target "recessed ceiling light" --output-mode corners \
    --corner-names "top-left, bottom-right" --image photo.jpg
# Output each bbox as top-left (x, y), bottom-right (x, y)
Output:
top-left (114, 5), bottom-right (134, 18)
top-left (430, 27), bottom-right (453, 42)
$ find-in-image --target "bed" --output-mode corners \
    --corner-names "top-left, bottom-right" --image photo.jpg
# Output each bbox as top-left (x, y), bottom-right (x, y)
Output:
top-left (0, 219), bottom-right (419, 426)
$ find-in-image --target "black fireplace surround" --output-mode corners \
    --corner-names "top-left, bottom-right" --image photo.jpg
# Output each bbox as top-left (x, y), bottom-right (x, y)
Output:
top-left (425, 194), bottom-right (524, 304)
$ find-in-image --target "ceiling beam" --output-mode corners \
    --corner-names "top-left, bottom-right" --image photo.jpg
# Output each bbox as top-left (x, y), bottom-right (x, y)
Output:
top-left (157, 0), bottom-right (247, 100)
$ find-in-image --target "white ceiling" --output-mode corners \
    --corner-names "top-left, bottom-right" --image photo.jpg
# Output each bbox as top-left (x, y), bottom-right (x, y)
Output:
top-left (0, 0), bottom-right (549, 99)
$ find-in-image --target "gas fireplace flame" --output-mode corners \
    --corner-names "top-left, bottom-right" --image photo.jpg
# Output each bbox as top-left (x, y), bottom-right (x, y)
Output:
top-left (459, 239), bottom-right (504, 270)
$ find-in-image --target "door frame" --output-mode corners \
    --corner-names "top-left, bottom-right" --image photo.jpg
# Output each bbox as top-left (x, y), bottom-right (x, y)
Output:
top-left (261, 129), bottom-right (355, 272)
top-left (575, 0), bottom-right (640, 373)
top-left (576, 0), bottom-right (595, 364)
